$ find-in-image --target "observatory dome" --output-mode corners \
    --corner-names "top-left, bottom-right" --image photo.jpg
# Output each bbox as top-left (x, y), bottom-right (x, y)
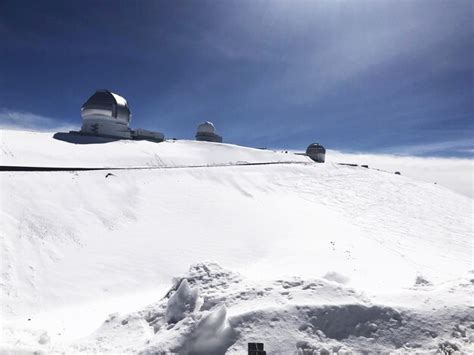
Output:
top-left (80, 90), bottom-right (132, 139)
top-left (197, 121), bottom-right (216, 134)
top-left (306, 143), bottom-right (326, 163)
top-left (195, 121), bottom-right (222, 143)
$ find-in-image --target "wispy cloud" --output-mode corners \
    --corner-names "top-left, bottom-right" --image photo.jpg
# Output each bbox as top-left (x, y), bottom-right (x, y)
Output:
top-left (380, 139), bottom-right (474, 156)
top-left (0, 108), bottom-right (75, 132)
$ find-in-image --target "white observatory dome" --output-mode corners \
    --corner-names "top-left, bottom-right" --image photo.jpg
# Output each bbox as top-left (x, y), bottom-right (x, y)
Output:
top-left (195, 121), bottom-right (222, 143)
top-left (197, 121), bottom-right (216, 134)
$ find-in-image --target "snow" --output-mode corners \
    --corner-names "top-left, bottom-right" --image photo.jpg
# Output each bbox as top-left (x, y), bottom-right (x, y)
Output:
top-left (0, 129), bottom-right (472, 353)
top-left (326, 150), bottom-right (474, 198)
top-left (165, 279), bottom-right (202, 324)
top-left (0, 129), bottom-right (308, 168)
top-left (67, 264), bottom-right (474, 353)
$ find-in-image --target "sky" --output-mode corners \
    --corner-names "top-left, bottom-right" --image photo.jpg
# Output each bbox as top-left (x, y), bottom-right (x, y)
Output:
top-left (0, 0), bottom-right (472, 156)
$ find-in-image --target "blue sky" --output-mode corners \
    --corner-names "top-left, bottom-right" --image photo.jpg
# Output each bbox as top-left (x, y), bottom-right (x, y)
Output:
top-left (0, 0), bottom-right (472, 156)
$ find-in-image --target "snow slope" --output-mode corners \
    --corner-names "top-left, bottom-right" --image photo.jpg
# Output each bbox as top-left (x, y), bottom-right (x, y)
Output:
top-left (0, 130), bottom-right (308, 168)
top-left (326, 150), bottom-right (474, 199)
top-left (0, 130), bottom-right (472, 353)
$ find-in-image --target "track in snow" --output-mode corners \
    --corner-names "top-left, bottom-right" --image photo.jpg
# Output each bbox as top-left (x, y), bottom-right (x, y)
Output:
top-left (0, 161), bottom-right (313, 172)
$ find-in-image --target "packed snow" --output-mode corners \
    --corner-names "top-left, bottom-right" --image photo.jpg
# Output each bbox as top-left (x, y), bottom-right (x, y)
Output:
top-left (0, 130), bottom-right (472, 353)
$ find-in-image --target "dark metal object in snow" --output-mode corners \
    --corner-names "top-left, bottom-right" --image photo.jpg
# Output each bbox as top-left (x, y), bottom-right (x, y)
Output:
top-left (306, 143), bottom-right (326, 163)
top-left (337, 163), bottom-right (358, 167)
top-left (248, 342), bottom-right (266, 355)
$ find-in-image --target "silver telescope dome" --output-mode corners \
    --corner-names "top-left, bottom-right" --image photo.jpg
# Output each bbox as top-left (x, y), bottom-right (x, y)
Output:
top-left (81, 90), bottom-right (131, 123)
top-left (80, 90), bottom-right (132, 139)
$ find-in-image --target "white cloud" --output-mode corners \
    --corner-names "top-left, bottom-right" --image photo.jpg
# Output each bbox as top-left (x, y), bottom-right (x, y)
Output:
top-left (380, 139), bottom-right (474, 156)
top-left (0, 108), bottom-right (75, 132)
top-left (326, 150), bottom-right (473, 199)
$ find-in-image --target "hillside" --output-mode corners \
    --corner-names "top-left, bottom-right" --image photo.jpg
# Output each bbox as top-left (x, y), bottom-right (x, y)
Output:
top-left (0, 130), bottom-right (472, 353)
top-left (0, 130), bottom-right (308, 168)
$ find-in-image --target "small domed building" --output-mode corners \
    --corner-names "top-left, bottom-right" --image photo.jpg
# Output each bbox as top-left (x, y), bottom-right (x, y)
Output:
top-left (195, 121), bottom-right (222, 143)
top-left (80, 90), bottom-right (132, 139)
top-left (306, 143), bottom-right (326, 163)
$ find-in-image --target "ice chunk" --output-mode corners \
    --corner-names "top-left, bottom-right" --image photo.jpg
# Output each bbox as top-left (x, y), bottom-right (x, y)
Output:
top-left (183, 304), bottom-right (236, 355)
top-left (165, 279), bottom-right (202, 324)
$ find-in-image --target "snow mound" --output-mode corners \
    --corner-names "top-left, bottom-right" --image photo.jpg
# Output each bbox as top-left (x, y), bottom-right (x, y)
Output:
top-left (0, 129), bottom-right (309, 168)
top-left (70, 263), bottom-right (474, 354)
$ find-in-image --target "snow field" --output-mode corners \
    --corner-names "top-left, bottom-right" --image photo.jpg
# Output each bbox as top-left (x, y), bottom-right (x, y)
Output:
top-left (1, 129), bottom-right (472, 353)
